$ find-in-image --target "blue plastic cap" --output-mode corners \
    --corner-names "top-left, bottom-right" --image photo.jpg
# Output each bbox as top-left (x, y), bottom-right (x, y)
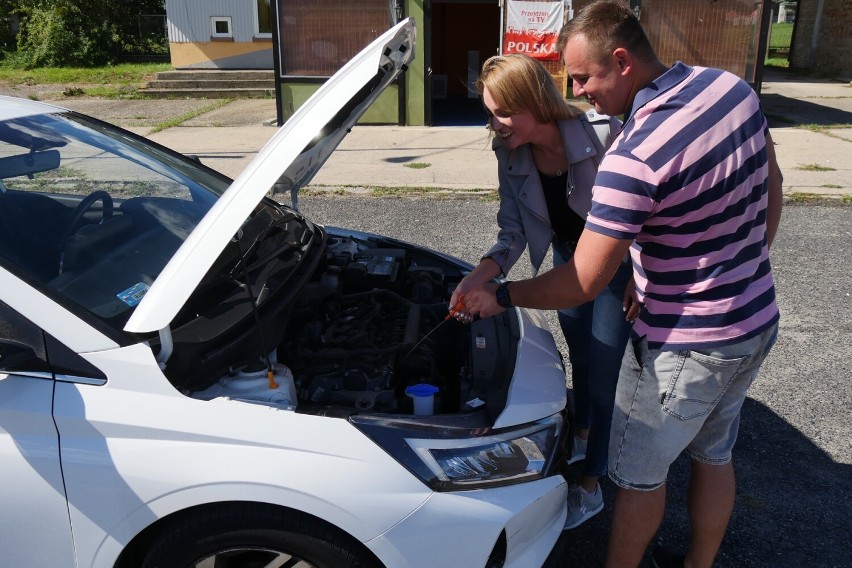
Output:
top-left (405, 383), bottom-right (439, 397)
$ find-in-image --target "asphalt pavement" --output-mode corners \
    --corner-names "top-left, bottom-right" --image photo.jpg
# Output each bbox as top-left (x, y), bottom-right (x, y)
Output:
top-left (8, 68), bottom-right (850, 566)
top-left (297, 196), bottom-right (851, 568)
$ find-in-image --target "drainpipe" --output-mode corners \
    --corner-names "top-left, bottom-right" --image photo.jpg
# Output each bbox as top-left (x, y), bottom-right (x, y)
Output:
top-left (808, 0), bottom-right (825, 69)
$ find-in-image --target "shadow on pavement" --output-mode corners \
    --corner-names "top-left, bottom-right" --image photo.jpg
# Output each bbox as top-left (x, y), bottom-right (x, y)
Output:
top-left (761, 93), bottom-right (852, 128)
top-left (547, 398), bottom-right (852, 567)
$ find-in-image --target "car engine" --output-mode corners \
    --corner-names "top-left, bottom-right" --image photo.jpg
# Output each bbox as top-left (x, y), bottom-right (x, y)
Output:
top-left (191, 234), bottom-right (515, 419)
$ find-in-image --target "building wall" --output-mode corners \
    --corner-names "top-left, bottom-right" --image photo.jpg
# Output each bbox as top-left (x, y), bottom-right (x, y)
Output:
top-left (572, 0), bottom-right (765, 82)
top-left (169, 41), bottom-right (272, 69)
top-left (819, 0), bottom-right (852, 78)
top-left (166, 0), bottom-right (272, 69)
top-left (791, 0), bottom-right (818, 68)
top-left (791, 0), bottom-right (852, 78)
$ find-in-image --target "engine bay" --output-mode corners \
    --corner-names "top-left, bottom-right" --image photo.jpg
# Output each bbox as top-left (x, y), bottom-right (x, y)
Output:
top-left (190, 233), bottom-right (516, 420)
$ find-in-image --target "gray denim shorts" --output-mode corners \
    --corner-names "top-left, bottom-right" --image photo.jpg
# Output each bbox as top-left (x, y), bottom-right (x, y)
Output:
top-left (608, 323), bottom-right (779, 491)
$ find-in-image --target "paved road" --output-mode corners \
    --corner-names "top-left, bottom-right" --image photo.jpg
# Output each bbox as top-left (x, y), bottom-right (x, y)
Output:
top-left (295, 194), bottom-right (852, 568)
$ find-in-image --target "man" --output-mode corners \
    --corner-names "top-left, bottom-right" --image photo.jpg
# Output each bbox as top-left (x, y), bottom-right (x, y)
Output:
top-left (462, 1), bottom-right (783, 567)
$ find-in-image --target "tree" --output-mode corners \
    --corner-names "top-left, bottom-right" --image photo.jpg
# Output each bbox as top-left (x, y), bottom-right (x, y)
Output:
top-left (7, 0), bottom-right (165, 67)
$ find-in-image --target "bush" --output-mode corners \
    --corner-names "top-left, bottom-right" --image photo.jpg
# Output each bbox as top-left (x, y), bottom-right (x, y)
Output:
top-left (16, 4), bottom-right (120, 67)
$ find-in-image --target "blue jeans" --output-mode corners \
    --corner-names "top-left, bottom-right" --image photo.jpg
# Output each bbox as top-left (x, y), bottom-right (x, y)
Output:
top-left (554, 244), bottom-right (633, 478)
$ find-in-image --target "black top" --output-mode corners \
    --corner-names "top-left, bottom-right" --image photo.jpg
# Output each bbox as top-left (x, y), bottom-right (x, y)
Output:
top-left (539, 169), bottom-right (585, 245)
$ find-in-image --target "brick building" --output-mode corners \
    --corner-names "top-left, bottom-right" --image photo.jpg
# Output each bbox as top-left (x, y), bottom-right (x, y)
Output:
top-left (790, 0), bottom-right (852, 79)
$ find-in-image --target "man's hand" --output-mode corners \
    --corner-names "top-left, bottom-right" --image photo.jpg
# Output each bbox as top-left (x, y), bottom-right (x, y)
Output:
top-left (462, 282), bottom-right (505, 319)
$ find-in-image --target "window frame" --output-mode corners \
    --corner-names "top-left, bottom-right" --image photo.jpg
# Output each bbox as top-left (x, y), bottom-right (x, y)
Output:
top-left (254, 0), bottom-right (272, 39)
top-left (211, 16), bottom-right (233, 40)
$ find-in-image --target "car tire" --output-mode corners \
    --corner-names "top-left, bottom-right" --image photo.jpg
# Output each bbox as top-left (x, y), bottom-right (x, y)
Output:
top-left (141, 503), bottom-right (381, 568)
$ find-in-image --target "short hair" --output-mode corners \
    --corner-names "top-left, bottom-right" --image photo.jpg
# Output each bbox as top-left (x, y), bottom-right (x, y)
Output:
top-left (557, 0), bottom-right (657, 65)
top-left (476, 54), bottom-right (583, 123)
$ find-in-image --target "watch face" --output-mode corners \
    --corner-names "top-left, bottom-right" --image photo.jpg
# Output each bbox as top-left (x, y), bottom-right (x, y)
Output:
top-left (496, 283), bottom-right (512, 308)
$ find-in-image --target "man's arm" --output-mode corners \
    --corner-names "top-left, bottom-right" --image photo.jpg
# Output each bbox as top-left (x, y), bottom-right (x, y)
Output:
top-left (765, 132), bottom-right (783, 248)
top-left (464, 230), bottom-right (633, 318)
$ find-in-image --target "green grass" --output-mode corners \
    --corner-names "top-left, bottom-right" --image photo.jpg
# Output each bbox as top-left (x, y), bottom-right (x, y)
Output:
top-left (768, 22), bottom-right (793, 49)
top-left (302, 184), bottom-right (498, 200)
top-left (796, 163), bottom-right (836, 172)
top-left (797, 123), bottom-right (852, 133)
top-left (764, 57), bottom-right (790, 68)
top-left (0, 61), bottom-right (173, 99)
top-left (785, 192), bottom-right (852, 206)
top-left (787, 192), bottom-right (827, 202)
top-left (148, 99), bottom-right (233, 133)
top-left (403, 162), bottom-right (431, 169)
top-left (821, 184), bottom-right (842, 189)
top-left (0, 62), bottom-right (171, 85)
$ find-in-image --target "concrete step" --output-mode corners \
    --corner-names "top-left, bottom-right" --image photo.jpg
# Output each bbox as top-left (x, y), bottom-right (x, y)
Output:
top-left (155, 70), bottom-right (274, 81)
top-left (143, 70), bottom-right (276, 98)
top-left (142, 88), bottom-right (275, 99)
top-left (147, 79), bottom-right (275, 90)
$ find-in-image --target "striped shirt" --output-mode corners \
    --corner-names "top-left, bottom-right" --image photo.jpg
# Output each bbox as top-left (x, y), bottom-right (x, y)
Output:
top-left (586, 63), bottom-right (779, 350)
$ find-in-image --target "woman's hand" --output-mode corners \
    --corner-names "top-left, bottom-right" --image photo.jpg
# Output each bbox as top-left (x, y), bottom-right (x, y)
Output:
top-left (450, 260), bottom-right (501, 322)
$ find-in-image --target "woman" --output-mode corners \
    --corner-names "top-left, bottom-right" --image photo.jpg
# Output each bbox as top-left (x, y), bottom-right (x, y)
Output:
top-left (449, 54), bottom-right (638, 529)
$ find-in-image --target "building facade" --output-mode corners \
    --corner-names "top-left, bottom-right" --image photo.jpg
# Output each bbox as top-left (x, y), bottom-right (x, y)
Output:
top-left (166, 0), bottom-right (274, 69)
top-left (167, 1), bottom-right (823, 126)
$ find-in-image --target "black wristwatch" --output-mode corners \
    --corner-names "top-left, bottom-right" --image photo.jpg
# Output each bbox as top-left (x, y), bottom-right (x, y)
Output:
top-left (495, 282), bottom-right (513, 309)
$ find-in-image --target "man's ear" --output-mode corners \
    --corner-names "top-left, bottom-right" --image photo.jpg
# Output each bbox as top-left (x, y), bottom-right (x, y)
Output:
top-left (613, 47), bottom-right (632, 76)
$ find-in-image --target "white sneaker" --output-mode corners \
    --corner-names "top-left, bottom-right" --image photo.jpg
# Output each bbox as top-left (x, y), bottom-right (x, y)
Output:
top-left (566, 435), bottom-right (587, 464)
top-left (563, 483), bottom-right (604, 530)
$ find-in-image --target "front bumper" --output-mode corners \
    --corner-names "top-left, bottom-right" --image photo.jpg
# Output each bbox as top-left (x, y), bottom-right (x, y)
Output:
top-left (364, 474), bottom-right (568, 567)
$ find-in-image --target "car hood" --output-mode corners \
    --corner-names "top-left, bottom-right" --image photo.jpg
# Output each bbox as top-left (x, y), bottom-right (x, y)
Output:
top-left (124, 18), bottom-right (416, 334)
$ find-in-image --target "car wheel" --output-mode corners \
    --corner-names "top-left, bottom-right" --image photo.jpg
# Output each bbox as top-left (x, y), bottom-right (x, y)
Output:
top-left (142, 503), bottom-right (381, 568)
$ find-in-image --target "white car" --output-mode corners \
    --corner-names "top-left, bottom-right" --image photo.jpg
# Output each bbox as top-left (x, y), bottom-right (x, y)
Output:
top-left (0, 18), bottom-right (570, 568)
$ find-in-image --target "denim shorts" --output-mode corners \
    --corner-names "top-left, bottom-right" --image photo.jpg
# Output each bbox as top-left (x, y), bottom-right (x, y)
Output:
top-left (608, 323), bottom-right (779, 491)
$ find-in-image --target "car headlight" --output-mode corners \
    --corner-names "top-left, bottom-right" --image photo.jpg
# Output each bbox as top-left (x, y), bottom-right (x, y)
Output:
top-left (351, 414), bottom-right (563, 491)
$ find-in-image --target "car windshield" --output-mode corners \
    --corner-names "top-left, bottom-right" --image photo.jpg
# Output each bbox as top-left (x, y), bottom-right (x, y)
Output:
top-left (0, 110), bottom-right (288, 332)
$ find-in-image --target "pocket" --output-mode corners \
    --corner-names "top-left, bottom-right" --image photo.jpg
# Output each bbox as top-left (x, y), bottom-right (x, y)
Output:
top-left (661, 350), bottom-right (748, 421)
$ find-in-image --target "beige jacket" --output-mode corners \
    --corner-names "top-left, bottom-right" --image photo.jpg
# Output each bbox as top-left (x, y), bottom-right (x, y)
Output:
top-left (483, 109), bottom-right (620, 276)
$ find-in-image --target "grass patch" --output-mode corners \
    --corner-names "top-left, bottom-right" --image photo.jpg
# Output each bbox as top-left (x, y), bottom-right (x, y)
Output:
top-left (796, 123), bottom-right (852, 133)
top-left (764, 58), bottom-right (789, 68)
top-left (822, 184), bottom-right (842, 189)
top-left (302, 184), bottom-right (498, 200)
top-left (788, 192), bottom-right (830, 202)
top-left (403, 162), bottom-right (431, 169)
top-left (796, 163), bottom-right (836, 172)
top-left (784, 192), bottom-right (852, 206)
top-left (148, 99), bottom-right (233, 133)
top-left (0, 62), bottom-right (171, 86)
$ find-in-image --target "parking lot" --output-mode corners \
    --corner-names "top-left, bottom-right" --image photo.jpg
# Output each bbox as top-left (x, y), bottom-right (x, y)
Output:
top-left (296, 195), bottom-right (851, 567)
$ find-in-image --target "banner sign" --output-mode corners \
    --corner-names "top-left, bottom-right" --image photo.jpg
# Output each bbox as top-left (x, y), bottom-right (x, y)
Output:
top-left (503, 1), bottom-right (564, 61)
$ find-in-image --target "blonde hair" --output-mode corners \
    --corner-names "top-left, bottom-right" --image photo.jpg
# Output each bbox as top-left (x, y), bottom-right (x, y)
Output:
top-left (476, 54), bottom-right (583, 123)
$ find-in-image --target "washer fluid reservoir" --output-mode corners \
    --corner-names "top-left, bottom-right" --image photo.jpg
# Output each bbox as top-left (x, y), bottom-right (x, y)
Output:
top-left (191, 363), bottom-right (298, 410)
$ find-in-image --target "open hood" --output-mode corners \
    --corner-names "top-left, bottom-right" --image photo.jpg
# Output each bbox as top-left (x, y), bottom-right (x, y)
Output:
top-left (124, 18), bottom-right (416, 334)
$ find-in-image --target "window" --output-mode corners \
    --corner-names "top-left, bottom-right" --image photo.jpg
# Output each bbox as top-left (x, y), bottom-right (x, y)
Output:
top-left (278, 0), bottom-right (395, 77)
top-left (211, 16), bottom-right (232, 39)
top-left (256, 0), bottom-right (272, 37)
